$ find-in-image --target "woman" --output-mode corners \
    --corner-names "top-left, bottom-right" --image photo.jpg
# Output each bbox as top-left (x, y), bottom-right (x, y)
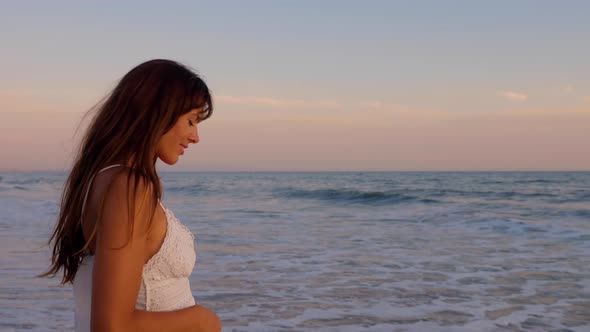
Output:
top-left (42, 59), bottom-right (222, 332)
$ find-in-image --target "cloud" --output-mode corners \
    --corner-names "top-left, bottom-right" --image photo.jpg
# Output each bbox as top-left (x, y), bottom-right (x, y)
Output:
top-left (560, 84), bottom-right (574, 94)
top-left (215, 95), bottom-right (442, 120)
top-left (0, 88), bottom-right (98, 113)
top-left (216, 95), bottom-right (341, 110)
top-left (498, 90), bottom-right (528, 101)
top-left (358, 101), bottom-right (411, 112)
top-left (215, 94), bottom-right (589, 129)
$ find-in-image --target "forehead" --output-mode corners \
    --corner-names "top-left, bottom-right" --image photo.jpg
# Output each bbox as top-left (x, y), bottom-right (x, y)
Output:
top-left (183, 109), bottom-right (199, 117)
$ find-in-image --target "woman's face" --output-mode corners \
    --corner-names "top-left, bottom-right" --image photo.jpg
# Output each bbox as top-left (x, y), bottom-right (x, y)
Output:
top-left (156, 109), bottom-right (201, 165)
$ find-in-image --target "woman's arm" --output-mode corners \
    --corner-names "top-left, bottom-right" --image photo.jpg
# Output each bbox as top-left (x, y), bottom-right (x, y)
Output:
top-left (132, 305), bottom-right (220, 332)
top-left (90, 171), bottom-right (221, 332)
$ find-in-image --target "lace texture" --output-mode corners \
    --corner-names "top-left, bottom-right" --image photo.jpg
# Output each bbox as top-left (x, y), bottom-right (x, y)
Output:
top-left (135, 203), bottom-right (197, 311)
top-left (73, 165), bottom-right (197, 332)
top-left (74, 203), bottom-right (197, 332)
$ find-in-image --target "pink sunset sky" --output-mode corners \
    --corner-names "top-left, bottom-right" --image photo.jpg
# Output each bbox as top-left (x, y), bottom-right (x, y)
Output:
top-left (1, 2), bottom-right (589, 171)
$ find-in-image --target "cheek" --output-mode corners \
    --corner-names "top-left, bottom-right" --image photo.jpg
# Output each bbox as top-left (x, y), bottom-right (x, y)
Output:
top-left (174, 125), bottom-right (187, 141)
top-left (159, 130), bottom-right (177, 151)
top-left (167, 125), bottom-right (183, 142)
top-left (177, 121), bottom-right (193, 138)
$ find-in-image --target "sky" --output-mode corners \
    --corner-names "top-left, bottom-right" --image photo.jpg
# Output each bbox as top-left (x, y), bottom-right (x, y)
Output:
top-left (1, 1), bottom-right (589, 171)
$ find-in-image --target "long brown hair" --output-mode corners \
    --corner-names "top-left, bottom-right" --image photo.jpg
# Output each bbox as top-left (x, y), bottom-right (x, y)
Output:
top-left (41, 59), bottom-right (213, 284)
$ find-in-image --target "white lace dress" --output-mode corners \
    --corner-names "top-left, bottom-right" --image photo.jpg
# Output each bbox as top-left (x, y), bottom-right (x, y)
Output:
top-left (73, 164), bottom-right (197, 332)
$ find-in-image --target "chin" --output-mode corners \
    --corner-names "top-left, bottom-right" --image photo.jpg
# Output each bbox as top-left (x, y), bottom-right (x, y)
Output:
top-left (159, 154), bottom-right (179, 165)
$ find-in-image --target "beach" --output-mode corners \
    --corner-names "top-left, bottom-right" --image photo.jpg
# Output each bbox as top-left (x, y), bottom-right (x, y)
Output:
top-left (1, 171), bottom-right (589, 331)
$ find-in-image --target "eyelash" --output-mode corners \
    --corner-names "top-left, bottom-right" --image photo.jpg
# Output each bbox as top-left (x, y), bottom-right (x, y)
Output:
top-left (189, 111), bottom-right (206, 126)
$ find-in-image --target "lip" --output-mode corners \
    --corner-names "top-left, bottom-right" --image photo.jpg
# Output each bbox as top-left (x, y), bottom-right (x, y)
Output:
top-left (179, 145), bottom-right (185, 155)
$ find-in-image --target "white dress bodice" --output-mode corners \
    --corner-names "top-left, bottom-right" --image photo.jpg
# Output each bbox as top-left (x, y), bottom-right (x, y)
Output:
top-left (72, 165), bottom-right (197, 332)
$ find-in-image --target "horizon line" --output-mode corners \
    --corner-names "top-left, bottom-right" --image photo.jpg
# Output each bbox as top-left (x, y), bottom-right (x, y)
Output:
top-left (2, 169), bottom-right (589, 173)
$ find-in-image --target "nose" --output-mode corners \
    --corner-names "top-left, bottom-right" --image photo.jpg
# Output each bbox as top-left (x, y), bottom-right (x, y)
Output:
top-left (188, 127), bottom-right (199, 144)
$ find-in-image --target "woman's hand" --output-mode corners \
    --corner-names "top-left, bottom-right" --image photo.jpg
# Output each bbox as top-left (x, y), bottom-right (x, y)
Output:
top-left (193, 305), bottom-right (222, 332)
top-left (90, 170), bottom-right (222, 332)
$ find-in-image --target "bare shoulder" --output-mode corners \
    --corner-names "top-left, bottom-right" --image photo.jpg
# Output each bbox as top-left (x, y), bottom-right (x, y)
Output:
top-left (96, 167), bottom-right (157, 242)
top-left (102, 168), bottom-right (155, 201)
top-left (90, 167), bottom-right (161, 328)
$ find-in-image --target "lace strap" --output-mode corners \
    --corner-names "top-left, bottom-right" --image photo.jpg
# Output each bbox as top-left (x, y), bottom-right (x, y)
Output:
top-left (80, 164), bottom-right (124, 218)
top-left (79, 164), bottom-right (125, 256)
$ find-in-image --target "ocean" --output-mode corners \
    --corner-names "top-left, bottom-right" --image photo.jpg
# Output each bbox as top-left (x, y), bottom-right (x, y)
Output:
top-left (0, 171), bottom-right (589, 331)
